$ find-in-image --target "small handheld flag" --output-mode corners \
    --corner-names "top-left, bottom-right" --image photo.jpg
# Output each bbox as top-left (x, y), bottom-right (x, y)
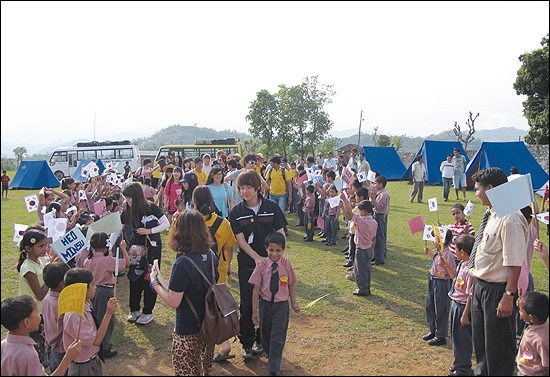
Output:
top-left (58, 283), bottom-right (87, 318)
top-left (24, 194), bottom-right (39, 212)
top-left (357, 171), bottom-right (367, 182)
top-left (463, 200), bottom-right (474, 217)
top-left (302, 294), bottom-right (330, 309)
top-left (428, 198), bottom-right (438, 212)
top-left (408, 216), bottom-right (425, 235)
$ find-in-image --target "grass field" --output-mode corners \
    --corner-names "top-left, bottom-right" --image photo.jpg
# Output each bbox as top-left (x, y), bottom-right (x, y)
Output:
top-left (1, 170), bottom-right (548, 375)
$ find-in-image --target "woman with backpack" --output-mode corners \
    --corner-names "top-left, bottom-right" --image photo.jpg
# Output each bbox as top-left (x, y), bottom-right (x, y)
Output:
top-left (150, 210), bottom-right (219, 376)
top-left (192, 186), bottom-right (236, 362)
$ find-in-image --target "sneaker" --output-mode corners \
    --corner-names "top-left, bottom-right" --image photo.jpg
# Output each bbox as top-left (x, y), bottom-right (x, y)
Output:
top-left (252, 341), bottom-right (263, 355)
top-left (241, 347), bottom-right (253, 360)
top-left (136, 313), bottom-right (154, 325)
top-left (127, 311), bottom-right (141, 322)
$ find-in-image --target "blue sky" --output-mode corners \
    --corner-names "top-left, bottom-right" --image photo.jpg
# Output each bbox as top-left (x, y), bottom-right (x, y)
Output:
top-left (2, 1), bottom-right (548, 147)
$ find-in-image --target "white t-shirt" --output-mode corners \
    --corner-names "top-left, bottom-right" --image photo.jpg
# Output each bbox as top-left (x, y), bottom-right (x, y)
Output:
top-left (412, 161), bottom-right (426, 181)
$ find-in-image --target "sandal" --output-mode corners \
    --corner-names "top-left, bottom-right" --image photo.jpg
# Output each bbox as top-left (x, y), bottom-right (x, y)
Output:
top-left (213, 353), bottom-right (235, 362)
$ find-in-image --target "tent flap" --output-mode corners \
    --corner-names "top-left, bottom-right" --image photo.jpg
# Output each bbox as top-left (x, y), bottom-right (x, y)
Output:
top-left (361, 146), bottom-right (406, 180)
top-left (9, 160), bottom-right (61, 189)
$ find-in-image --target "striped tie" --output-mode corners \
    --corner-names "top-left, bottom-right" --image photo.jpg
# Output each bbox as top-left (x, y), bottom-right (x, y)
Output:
top-left (469, 209), bottom-right (490, 269)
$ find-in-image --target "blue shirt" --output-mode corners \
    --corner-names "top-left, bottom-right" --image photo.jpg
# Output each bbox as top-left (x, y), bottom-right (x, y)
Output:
top-left (207, 183), bottom-right (234, 218)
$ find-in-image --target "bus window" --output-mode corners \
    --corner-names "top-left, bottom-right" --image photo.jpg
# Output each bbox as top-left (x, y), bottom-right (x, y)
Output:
top-left (50, 151), bottom-right (67, 163)
top-left (119, 148), bottom-right (134, 159)
top-left (77, 150), bottom-right (97, 160)
top-left (98, 149), bottom-right (115, 159)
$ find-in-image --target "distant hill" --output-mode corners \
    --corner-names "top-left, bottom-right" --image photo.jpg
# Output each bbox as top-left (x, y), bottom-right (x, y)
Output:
top-left (337, 127), bottom-right (528, 152)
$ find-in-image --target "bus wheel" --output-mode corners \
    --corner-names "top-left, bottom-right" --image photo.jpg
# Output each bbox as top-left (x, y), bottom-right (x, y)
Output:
top-left (54, 171), bottom-right (65, 181)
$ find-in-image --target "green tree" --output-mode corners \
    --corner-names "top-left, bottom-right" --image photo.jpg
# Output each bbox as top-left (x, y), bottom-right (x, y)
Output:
top-left (13, 147), bottom-right (27, 167)
top-left (376, 135), bottom-right (391, 147)
top-left (514, 33), bottom-right (549, 145)
top-left (246, 90), bottom-right (280, 157)
top-left (1, 157), bottom-right (16, 171)
top-left (390, 136), bottom-right (403, 151)
top-left (317, 136), bottom-right (341, 155)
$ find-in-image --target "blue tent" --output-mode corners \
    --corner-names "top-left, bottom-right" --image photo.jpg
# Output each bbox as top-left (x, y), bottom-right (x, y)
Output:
top-left (465, 141), bottom-right (548, 189)
top-left (361, 146), bottom-right (406, 180)
top-left (72, 159), bottom-right (106, 182)
top-left (9, 160), bottom-right (61, 189)
top-left (402, 141), bottom-right (469, 184)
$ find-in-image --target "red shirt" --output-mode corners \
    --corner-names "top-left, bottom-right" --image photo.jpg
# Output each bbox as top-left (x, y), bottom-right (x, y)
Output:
top-left (1, 174), bottom-right (10, 187)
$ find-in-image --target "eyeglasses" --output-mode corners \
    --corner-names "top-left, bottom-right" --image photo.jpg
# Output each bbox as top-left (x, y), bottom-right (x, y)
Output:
top-left (248, 161), bottom-right (257, 165)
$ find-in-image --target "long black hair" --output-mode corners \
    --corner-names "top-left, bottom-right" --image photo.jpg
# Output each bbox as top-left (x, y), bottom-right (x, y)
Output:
top-left (122, 182), bottom-right (152, 228)
top-left (192, 186), bottom-right (217, 221)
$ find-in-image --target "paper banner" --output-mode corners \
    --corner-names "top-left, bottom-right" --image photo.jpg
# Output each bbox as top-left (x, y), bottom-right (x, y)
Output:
top-left (367, 170), bottom-right (377, 183)
top-left (317, 215), bottom-right (324, 230)
top-left (296, 173), bottom-right (308, 187)
top-left (86, 212), bottom-right (123, 240)
top-left (485, 173), bottom-right (535, 219)
top-left (517, 260), bottom-right (530, 298)
top-left (533, 211), bottom-right (549, 225)
top-left (43, 210), bottom-right (56, 230)
top-left (340, 167), bottom-right (355, 186)
top-left (47, 218), bottom-right (68, 243)
top-left (302, 294), bottom-right (330, 310)
top-left (357, 171), bottom-right (367, 183)
top-left (422, 224), bottom-right (448, 242)
top-left (463, 200), bottom-right (474, 217)
top-left (93, 199), bottom-right (106, 216)
top-left (24, 194), bottom-right (39, 212)
top-left (327, 196), bottom-right (341, 208)
top-left (333, 179), bottom-right (342, 191)
top-left (58, 283), bottom-right (87, 317)
top-left (13, 223), bottom-right (27, 243)
top-left (408, 216), bottom-right (425, 235)
top-left (428, 198), bottom-right (438, 212)
top-left (51, 227), bottom-right (89, 264)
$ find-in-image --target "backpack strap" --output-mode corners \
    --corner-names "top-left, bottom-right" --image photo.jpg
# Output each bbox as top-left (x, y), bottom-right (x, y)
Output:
top-left (210, 216), bottom-right (226, 261)
top-left (182, 250), bottom-right (216, 327)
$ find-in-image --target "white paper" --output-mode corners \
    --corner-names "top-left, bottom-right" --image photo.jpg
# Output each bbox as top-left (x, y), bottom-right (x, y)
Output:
top-left (24, 194), bottom-right (39, 212)
top-left (485, 173), bottom-right (535, 218)
top-left (86, 212), bottom-right (123, 240)
top-left (367, 170), bottom-right (377, 183)
top-left (327, 195), bottom-right (341, 208)
top-left (43, 210), bottom-right (56, 229)
top-left (463, 200), bottom-right (474, 217)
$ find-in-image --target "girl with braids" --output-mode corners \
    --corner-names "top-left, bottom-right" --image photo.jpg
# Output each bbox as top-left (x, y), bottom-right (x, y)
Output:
top-left (83, 231), bottom-right (130, 358)
top-left (17, 229), bottom-right (50, 368)
top-left (109, 182), bottom-right (170, 325)
top-left (192, 186), bottom-right (236, 362)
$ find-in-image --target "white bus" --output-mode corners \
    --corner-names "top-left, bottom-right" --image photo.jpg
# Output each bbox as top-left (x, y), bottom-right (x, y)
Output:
top-left (48, 140), bottom-right (140, 180)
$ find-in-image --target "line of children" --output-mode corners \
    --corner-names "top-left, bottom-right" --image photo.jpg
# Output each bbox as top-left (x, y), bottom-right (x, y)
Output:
top-left (321, 184), bottom-right (341, 246)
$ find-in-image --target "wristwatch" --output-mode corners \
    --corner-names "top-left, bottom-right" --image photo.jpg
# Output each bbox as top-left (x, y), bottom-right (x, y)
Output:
top-left (504, 289), bottom-right (515, 297)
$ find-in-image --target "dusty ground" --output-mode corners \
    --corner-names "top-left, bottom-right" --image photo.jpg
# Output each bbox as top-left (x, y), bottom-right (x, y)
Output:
top-left (103, 313), bottom-right (469, 376)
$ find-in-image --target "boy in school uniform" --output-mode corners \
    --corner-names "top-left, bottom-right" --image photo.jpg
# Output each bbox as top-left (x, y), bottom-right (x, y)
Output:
top-left (250, 233), bottom-right (300, 376)
top-left (303, 184), bottom-right (316, 242)
top-left (438, 234), bottom-right (476, 376)
top-left (370, 176), bottom-right (390, 266)
top-left (62, 268), bottom-right (118, 376)
top-left (42, 262), bottom-right (70, 373)
top-left (1, 295), bottom-right (81, 376)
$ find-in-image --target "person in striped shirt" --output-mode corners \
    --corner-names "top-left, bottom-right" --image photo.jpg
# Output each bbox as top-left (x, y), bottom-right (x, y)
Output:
top-left (443, 203), bottom-right (475, 260)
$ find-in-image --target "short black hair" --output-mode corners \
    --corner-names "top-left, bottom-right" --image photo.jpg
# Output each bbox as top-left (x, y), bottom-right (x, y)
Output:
top-left (357, 200), bottom-right (373, 214)
top-left (307, 156), bottom-right (315, 164)
top-left (416, 155), bottom-right (423, 160)
top-left (326, 171), bottom-right (336, 180)
top-left (447, 154), bottom-right (453, 158)
top-left (43, 262), bottom-right (70, 289)
top-left (375, 176), bottom-right (387, 187)
top-left (352, 178), bottom-right (362, 189)
top-left (227, 159), bottom-right (238, 169)
top-left (452, 203), bottom-right (465, 212)
top-left (510, 166), bottom-right (519, 175)
top-left (244, 153), bottom-right (258, 164)
top-left (64, 267), bottom-right (94, 288)
top-left (520, 291), bottom-right (549, 323)
top-left (270, 156), bottom-right (282, 165)
top-left (356, 187), bottom-right (368, 200)
top-left (143, 158), bottom-right (152, 165)
top-left (471, 167), bottom-right (508, 189)
top-left (265, 232), bottom-right (286, 250)
top-left (306, 184), bottom-right (315, 193)
top-left (144, 177), bottom-right (151, 186)
top-left (1, 295), bottom-right (35, 331)
top-left (455, 234), bottom-right (475, 256)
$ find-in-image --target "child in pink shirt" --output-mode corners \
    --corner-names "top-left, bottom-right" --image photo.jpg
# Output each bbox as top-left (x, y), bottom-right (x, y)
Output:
top-left (1, 295), bottom-right (81, 376)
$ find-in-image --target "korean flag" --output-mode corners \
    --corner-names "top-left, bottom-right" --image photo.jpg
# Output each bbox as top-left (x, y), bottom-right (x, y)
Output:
top-left (428, 198), bottom-right (438, 212)
top-left (24, 194), bottom-right (39, 212)
top-left (357, 171), bottom-right (367, 183)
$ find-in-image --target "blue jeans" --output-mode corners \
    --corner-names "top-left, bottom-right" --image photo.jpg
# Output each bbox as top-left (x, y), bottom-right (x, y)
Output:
top-left (373, 213), bottom-right (387, 262)
top-left (442, 177), bottom-right (453, 200)
top-left (304, 213), bottom-right (314, 240)
top-left (426, 274), bottom-right (452, 338)
top-left (354, 247), bottom-right (373, 293)
top-left (49, 350), bottom-right (65, 374)
top-left (270, 193), bottom-right (288, 233)
top-left (450, 300), bottom-right (472, 374)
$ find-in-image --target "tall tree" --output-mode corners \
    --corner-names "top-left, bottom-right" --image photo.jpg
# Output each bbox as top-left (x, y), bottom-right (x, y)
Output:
top-left (246, 89), bottom-right (280, 157)
top-left (376, 135), bottom-right (391, 147)
top-left (514, 33), bottom-right (549, 145)
top-left (13, 146), bottom-right (27, 167)
top-left (390, 136), bottom-right (403, 151)
top-left (454, 111), bottom-right (478, 151)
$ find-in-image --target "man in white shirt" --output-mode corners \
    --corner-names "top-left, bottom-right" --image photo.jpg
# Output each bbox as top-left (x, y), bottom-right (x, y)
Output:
top-left (440, 154), bottom-right (455, 201)
top-left (316, 152), bottom-right (324, 167)
top-left (410, 155), bottom-right (426, 203)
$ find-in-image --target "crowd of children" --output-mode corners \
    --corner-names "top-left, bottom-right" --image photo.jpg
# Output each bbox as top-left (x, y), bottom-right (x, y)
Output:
top-left (2, 152), bottom-right (549, 376)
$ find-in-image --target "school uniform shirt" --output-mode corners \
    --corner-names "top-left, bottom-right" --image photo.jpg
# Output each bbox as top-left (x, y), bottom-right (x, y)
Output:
top-left (204, 214), bottom-right (236, 284)
top-left (448, 261), bottom-right (475, 303)
top-left (430, 246), bottom-right (456, 280)
top-left (190, 168), bottom-right (207, 186)
top-left (143, 185), bottom-right (156, 199)
top-left (440, 161), bottom-right (455, 178)
top-left (229, 198), bottom-right (288, 270)
top-left (75, 247), bottom-right (89, 268)
top-left (449, 220), bottom-right (475, 258)
top-left (1, 334), bottom-right (48, 376)
top-left (323, 198), bottom-right (341, 217)
top-left (19, 259), bottom-right (45, 314)
top-left (352, 214), bottom-right (378, 250)
top-left (516, 321), bottom-right (549, 376)
top-left (83, 252), bottom-right (127, 286)
top-left (207, 182), bottom-right (234, 218)
top-left (248, 258), bottom-right (298, 303)
top-left (42, 291), bottom-right (65, 353)
top-left (63, 302), bottom-right (99, 362)
top-left (470, 208), bottom-right (527, 283)
top-left (372, 188), bottom-right (390, 216)
top-left (268, 167), bottom-right (287, 196)
top-left (169, 251), bottom-right (219, 336)
top-left (302, 193), bottom-right (315, 214)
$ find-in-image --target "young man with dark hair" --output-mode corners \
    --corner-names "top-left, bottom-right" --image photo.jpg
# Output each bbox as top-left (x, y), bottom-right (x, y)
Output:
top-left (469, 167), bottom-right (528, 376)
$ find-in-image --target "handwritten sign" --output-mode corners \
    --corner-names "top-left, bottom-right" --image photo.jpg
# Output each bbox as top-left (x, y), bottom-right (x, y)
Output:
top-left (24, 194), bottom-right (39, 212)
top-left (340, 167), bottom-right (355, 187)
top-left (58, 283), bottom-right (87, 317)
top-left (51, 227), bottom-right (89, 264)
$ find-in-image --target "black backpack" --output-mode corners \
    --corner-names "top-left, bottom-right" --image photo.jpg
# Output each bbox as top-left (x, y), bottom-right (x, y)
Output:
top-left (209, 216), bottom-right (225, 262)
